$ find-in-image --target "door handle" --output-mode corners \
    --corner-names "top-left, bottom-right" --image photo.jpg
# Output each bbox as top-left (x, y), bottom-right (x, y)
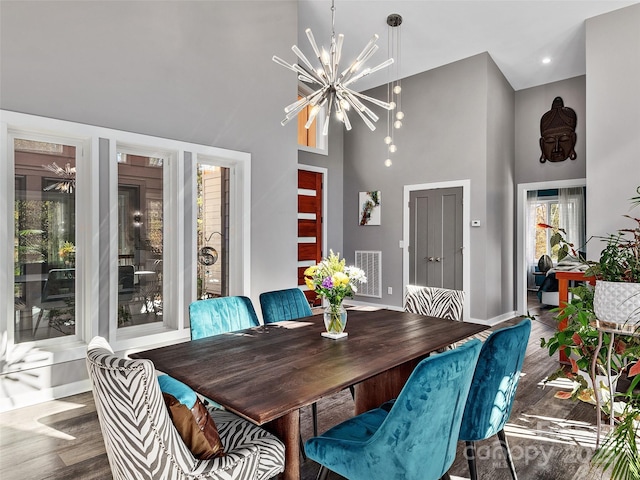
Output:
top-left (435, 257), bottom-right (443, 262)
top-left (426, 257), bottom-right (434, 262)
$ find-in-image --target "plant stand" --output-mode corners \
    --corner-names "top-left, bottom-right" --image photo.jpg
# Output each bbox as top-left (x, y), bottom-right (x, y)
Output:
top-left (590, 320), bottom-right (640, 448)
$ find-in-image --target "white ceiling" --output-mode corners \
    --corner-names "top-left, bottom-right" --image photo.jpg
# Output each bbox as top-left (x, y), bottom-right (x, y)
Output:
top-left (296, 0), bottom-right (639, 92)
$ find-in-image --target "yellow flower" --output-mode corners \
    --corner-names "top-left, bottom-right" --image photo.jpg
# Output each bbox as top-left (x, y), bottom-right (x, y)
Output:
top-left (305, 277), bottom-right (316, 291)
top-left (332, 272), bottom-right (349, 286)
top-left (304, 265), bottom-right (317, 276)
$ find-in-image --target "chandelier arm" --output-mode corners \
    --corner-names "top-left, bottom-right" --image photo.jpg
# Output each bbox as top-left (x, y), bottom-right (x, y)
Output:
top-left (342, 57), bottom-right (393, 88)
top-left (291, 45), bottom-right (325, 85)
top-left (343, 95), bottom-right (376, 131)
top-left (333, 33), bottom-right (344, 79)
top-left (272, 55), bottom-right (299, 73)
top-left (343, 92), bottom-right (379, 122)
top-left (354, 35), bottom-right (380, 63)
top-left (292, 45), bottom-right (319, 77)
top-left (292, 63), bottom-right (325, 86)
top-left (305, 28), bottom-right (323, 62)
top-left (350, 90), bottom-right (394, 110)
top-left (284, 88), bottom-right (327, 116)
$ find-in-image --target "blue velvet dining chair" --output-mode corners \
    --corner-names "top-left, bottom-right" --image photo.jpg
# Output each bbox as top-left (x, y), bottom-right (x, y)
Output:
top-left (259, 287), bottom-right (320, 457)
top-left (304, 339), bottom-right (482, 480)
top-left (189, 296), bottom-right (260, 340)
top-left (259, 287), bottom-right (312, 324)
top-left (458, 318), bottom-right (532, 480)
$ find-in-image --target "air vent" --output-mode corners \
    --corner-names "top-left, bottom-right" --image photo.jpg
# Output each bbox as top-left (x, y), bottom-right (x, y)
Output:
top-left (355, 250), bottom-right (382, 298)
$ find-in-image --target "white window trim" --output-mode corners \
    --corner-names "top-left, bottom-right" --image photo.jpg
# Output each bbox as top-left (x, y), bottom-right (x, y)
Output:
top-left (1, 110), bottom-right (250, 365)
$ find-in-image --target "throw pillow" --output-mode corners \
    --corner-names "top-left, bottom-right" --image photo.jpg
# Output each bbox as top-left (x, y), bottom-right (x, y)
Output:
top-left (157, 374), bottom-right (224, 459)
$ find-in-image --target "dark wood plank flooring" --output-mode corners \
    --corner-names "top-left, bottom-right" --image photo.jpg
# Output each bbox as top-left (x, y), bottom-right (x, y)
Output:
top-left (0, 296), bottom-right (611, 479)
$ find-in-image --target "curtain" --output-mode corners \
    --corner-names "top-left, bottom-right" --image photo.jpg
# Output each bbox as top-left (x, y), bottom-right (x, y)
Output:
top-left (526, 190), bottom-right (539, 289)
top-left (558, 187), bottom-right (586, 259)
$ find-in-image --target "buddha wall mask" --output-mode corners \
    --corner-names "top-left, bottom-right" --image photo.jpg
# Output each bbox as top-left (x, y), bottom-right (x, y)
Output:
top-left (539, 96), bottom-right (577, 163)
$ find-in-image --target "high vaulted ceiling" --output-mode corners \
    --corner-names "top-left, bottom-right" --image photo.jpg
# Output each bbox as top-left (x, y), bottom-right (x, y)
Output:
top-left (296, 0), bottom-right (639, 92)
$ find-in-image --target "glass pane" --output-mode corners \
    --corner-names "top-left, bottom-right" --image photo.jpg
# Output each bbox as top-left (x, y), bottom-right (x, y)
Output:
top-left (196, 163), bottom-right (229, 299)
top-left (117, 153), bottom-right (163, 327)
top-left (14, 139), bottom-right (76, 343)
top-left (534, 203), bottom-right (547, 262)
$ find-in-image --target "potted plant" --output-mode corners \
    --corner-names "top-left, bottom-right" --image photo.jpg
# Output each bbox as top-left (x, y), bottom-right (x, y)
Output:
top-left (540, 187), bottom-right (640, 480)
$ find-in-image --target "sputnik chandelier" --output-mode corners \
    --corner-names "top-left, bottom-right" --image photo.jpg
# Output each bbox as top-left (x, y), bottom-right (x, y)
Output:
top-left (273, 0), bottom-right (394, 135)
top-left (42, 162), bottom-right (76, 193)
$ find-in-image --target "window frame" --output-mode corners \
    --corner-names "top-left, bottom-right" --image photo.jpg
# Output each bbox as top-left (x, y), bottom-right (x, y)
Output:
top-left (1, 110), bottom-right (250, 366)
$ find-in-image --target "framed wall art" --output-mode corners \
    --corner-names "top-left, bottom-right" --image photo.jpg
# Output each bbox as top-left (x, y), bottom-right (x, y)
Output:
top-left (359, 191), bottom-right (381, 226)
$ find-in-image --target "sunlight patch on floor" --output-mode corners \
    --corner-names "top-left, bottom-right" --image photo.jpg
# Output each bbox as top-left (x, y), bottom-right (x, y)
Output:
top-left (0, 398), bottom-right (83, 440)
top-left (505, 413), bottom-right (598, 448)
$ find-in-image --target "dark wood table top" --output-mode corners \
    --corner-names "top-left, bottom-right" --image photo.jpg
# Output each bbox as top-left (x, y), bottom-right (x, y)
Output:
top-left (131, 308), bottom-right (488, 425)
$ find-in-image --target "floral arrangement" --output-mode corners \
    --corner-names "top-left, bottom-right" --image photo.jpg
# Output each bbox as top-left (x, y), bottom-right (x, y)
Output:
top-left (59, 241), bottom-right (76, 265)
top-left (304, 250), bottom-right (367, 306)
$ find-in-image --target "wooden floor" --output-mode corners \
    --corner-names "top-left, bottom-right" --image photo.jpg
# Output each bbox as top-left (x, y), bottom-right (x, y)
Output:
top-left (0, 295), bottom-right (611, 480)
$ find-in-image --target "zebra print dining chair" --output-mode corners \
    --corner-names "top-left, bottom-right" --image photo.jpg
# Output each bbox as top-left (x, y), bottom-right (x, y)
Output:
top-left (404, 285), bottom-right (489, 347)
top-left (86, 336), bottom-right (285, 480)
top-left (404, 285), bottom-right (465, 321)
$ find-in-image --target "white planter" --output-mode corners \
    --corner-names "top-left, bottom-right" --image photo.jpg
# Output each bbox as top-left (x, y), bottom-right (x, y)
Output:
top-left (593, 280), bottom-right (640, 329)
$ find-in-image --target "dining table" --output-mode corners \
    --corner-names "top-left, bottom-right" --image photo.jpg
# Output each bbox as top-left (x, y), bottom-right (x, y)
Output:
top-left (131, 307), bottom-right (488, 480)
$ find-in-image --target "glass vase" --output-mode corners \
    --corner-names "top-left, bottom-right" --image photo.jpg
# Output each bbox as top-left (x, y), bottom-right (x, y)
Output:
top-left (324, 302), bottom-right (347, 334)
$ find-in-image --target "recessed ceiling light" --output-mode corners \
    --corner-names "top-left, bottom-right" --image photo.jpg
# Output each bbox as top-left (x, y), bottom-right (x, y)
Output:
top-left (542, 57), bottom-right (552, 64)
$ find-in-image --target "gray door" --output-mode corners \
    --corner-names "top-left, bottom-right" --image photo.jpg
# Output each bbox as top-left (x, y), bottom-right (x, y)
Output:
top-left (409, 187), bottom-right (463, 289)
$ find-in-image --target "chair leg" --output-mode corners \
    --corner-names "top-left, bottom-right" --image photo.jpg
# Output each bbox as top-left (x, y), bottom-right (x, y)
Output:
top-left (497, 429), bottom-right (518, 480)
top-left (315, 465), bottom-right (329, 480)
top-left (312, 402), bottom-right (318, 437)
top-left (465, 441), bottom-right (478, 480)
top-left (299, 435), bottom-right (307, 461)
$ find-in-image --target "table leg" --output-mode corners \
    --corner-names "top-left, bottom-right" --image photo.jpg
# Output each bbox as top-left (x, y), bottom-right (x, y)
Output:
top-left (268, 409), bottom-right (300, 480)
top-left (354, 358), bottom-right (422, 414)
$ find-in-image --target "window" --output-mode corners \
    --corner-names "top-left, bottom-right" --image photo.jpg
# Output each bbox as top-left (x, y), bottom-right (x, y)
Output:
top-left (2, 111), bottom-right (250, 379)
top-left (532, 200), bottom-right (561, 261)
top-left (196, 163), bottom-right (230, 299)
top-left (297, 87), bottom-right (328, 155)
top-left (117, 151), bottom-right (165, 328)
top-left (13, 137), bottom-right (79, 344)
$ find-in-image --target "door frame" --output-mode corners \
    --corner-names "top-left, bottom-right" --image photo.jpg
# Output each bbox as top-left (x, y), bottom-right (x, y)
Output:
top-left (516, 178), bottom-right (586, 316)
top-left (403, 179), bottom-right (471, 321)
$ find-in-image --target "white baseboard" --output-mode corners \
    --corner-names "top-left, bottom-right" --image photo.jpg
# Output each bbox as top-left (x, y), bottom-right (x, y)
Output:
top-left (0, 379), bottom-right (91, 413)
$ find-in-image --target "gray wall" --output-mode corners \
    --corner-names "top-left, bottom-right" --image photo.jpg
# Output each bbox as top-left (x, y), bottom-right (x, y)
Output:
top-left (585, 4), bottom-right (640, 258)
top-left (342, 53), bottom-right (515, 321)
top-left (515, 76), bottom-right (587, 184)
top-left (0, 0), bottom-right (300, 305)
top-left (486, 58), bottom-right (516, 317)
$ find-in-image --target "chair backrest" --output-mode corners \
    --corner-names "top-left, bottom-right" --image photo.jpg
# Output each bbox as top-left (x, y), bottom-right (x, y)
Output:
top-left (404, 284), bottom-right (465, 321)
top-left (118, 265), bottom-right (135, 295)
top-left (458, 318), bottom-right (532, 441)
top-left (372, 339), bottom-right (482, 479)
top-left (189, 296), bottom-right (260, 340)
top-left (86, 337), bottom-right (198, 479)
top-left (41, 268), bottom-right (75, 303)
top-left (259, 288), bottom-right (313, 323)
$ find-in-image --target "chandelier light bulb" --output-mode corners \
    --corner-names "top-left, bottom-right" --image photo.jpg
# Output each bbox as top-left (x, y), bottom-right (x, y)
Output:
top-left (394, 120), bottom-right (403, 129)
top-left (389, 144), bottom-right (397, 153)
top-left (389, 101), bottom-right (396, 110)
top-left (393, 85), bottom-right (402, 94)
top-left (384, 158), bottom-right (392, 167)
top-left (384, 135), bottom-right (392, 145)
top-left (396, 111), bottom-right (404, 120)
